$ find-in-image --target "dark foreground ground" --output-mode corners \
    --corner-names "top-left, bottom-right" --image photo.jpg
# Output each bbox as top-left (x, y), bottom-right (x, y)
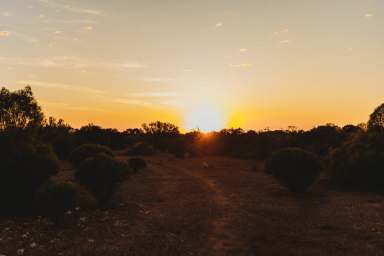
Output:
top-left (1, 154), bottom-right (384, 255)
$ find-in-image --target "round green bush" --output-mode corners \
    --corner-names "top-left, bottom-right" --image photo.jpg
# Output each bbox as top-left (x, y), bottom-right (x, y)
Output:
top-left (69, 144), bottom-right (113, 167)
top-left (265, 148), bottom-right (322, 193)
top-left (128, 158), bottom-right (147, 172)
top-left (36, 181), bottom-right (78, 225)
top-left (0, 142), bottom-right (59, 216)
top-left (329, 132), bottom-right (384, 191)
top-left (75, 153), bottom-right (129, 206)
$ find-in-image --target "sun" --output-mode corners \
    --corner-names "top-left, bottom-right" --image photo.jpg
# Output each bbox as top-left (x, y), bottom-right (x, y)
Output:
top-left (184, 103), bottom-right (226, 132)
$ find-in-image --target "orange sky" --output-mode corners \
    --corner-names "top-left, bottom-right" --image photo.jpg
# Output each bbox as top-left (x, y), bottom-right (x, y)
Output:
top-left (1, 0), bottom-right (383, 131)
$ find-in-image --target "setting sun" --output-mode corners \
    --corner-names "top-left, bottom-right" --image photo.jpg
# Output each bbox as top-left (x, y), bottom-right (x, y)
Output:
top-left (185, 103), bottom-right (226, 132)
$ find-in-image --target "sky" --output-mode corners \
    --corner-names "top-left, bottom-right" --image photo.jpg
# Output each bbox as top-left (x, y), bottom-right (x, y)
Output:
top-left (0, 0), bottom-right (383, 131)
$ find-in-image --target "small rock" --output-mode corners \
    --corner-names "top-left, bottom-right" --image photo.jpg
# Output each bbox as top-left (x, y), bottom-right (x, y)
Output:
top-left (30, 242), bottom-right (37, 248)
top-left (17, 249), bottom-right (24, 255)
top-left (79, 217), bottom-right (87, 222)
top-left (66, 210), bottom-right (72, 215)
top-left (21, 233), bottom-right (29, 239)
top-left (88, 239), bottom-right (95, 243)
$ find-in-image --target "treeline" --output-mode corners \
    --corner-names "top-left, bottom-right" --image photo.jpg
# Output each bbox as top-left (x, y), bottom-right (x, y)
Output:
top-left (1, 86), bottom-right (384, 219)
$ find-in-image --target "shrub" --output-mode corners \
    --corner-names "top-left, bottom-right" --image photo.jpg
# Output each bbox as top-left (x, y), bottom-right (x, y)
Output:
top-left (36, 181), bottom-right (78, 225)
top-left (128, 158), bottom-right (147, 172)
top-left (75, 153), bottom-right (129, 206)
top-left (329, 131), bottom-right (384, 191)
top-left (127, 142), bottom-right (155, 156)
top-left (0, 141), bottom-right (59, 216)
top-left (69, 144), bottom-right (113, 167)
top-left (265, 148), bottom-right (322, 193)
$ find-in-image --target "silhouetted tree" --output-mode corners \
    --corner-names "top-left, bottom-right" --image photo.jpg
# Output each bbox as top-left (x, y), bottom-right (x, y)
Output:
top-left (141, 121), bottom-right (180, 152)
top-left (368, 103), bottom-right (384, 131)
top-left (40, 117), bottom-right (75, 159)
top-left (0, 86), bottom-right (44, 131)
top-left (142, 121), bottom-right (180, 136)
top-left (342, 124), bottom-right (363, 134)
top-left (124, 128), bottom-right (144, 136)
top-left (299, 124), bottom-right (343, 156)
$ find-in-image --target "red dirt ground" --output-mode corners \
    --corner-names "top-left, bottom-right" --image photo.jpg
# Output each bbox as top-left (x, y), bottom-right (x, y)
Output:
top-left (1, 154), bottom-right (384, 255)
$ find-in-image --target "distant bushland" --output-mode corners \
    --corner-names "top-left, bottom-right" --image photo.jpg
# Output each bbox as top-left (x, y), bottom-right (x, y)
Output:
top-left (0, 86), bottom-right (384, 214)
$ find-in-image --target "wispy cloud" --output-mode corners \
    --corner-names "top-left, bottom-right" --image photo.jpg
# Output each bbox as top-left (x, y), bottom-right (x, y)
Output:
top-left (60, 19), bottom-right (97, 24)
top-left (2, 12), bottom-right (11, 17)
top-left (0, 56), bottom-right (146, 70)
top-left (122, 62), bottom-right (146, 69)
top-left (229, 63), bottom-right (253, 68)
top-left (114, 98), bottom-right (153, 107)
top-left (41, 101), bottom-right (110, 113)
top-left (83, 25), bottom-right (93, 31)
top-left (0, 30), bottom-right (39, 43)
top-left (365, 13), bottom-right (374, 18)
top-left (273, 28), bottom-right (289, 36)
top-left (215, 22), bottom-right (223, 28)
top-left (0, 31), bottom-right (10, 37)
top-left (143, 77), bottom-right (174, 82)
top-left (17, 80), bottom-right (106, 95)
top-left (279, 39), bottom-right (291, 44)
top-left (38, 0), bottom-right (104, 16)
top-left (114, 90), bottom-right (177, 107)
top-left (126, 92), bottom-right (177, 98)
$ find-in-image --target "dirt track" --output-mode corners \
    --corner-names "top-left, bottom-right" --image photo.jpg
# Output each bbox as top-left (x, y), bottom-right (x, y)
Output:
top-left (2, 155), bottom-right (384, 255)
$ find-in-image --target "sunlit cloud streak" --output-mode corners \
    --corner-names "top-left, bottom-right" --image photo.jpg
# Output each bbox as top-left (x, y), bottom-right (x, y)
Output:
top-left (279, 39), bottom-right (291, 44)
top-left (41, 101), bottom-right (110, 113)
top-left (113, 98), bottom-right (153, 107)
top-left (0, 56), bottom-right (146, 70)
top-left (17, 80), bottom-right (106, 95)
top-left (0, 31), bottom-right (10, 37)
top-left (228, 63), bottom-right (253, 68)
top-left (126, 92), bottom-right (177, 98)
top-left (143, 77), bottom-right (174, 82)
top-left (38, 0), bottom-right (104, 16)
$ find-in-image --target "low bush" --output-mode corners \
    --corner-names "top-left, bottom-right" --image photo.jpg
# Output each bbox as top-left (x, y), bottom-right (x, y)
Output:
top-left (329, 131), bottom-right (384, 191)
top-left (36, 181), bottom-right (78, 225)
top-left (69, 144), bottom-right (113, 167)
top-left (127, 142), bottom-right (155, 156)
top-left (0, 141), bottom-right (59, 216)
top-left (75, 153), bottom-right (129, 206)
top-left (128, 158), bottom-right (147, 172)
top-left (265, 147), bottom-right (322, 193)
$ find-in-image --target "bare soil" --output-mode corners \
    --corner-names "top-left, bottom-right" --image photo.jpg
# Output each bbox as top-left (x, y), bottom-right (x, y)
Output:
top-left (1, 154), bottom-right (384, 255)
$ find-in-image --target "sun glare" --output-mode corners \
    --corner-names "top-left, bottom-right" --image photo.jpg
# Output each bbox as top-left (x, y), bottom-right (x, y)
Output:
top-left (185, 103), bottom-right (226, 132)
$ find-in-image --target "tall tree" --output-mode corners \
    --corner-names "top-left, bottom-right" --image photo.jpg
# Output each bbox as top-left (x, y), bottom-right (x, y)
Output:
top-left (0, 86), bottom-right (44, 130)
top-left (142, 121), bottom-right (180, 136)
top-left (368, 103), bottom-right (384, 131)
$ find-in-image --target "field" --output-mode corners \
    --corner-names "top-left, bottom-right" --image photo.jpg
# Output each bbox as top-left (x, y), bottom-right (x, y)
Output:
top-left (1, 153), bottom-right (384, 255)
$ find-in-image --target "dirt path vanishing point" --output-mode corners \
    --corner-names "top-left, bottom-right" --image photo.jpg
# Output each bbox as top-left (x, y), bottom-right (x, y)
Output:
top-left (149, 156), bottom-right (249, 256)
top-left (145, 156), bottom-right (240, 256)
